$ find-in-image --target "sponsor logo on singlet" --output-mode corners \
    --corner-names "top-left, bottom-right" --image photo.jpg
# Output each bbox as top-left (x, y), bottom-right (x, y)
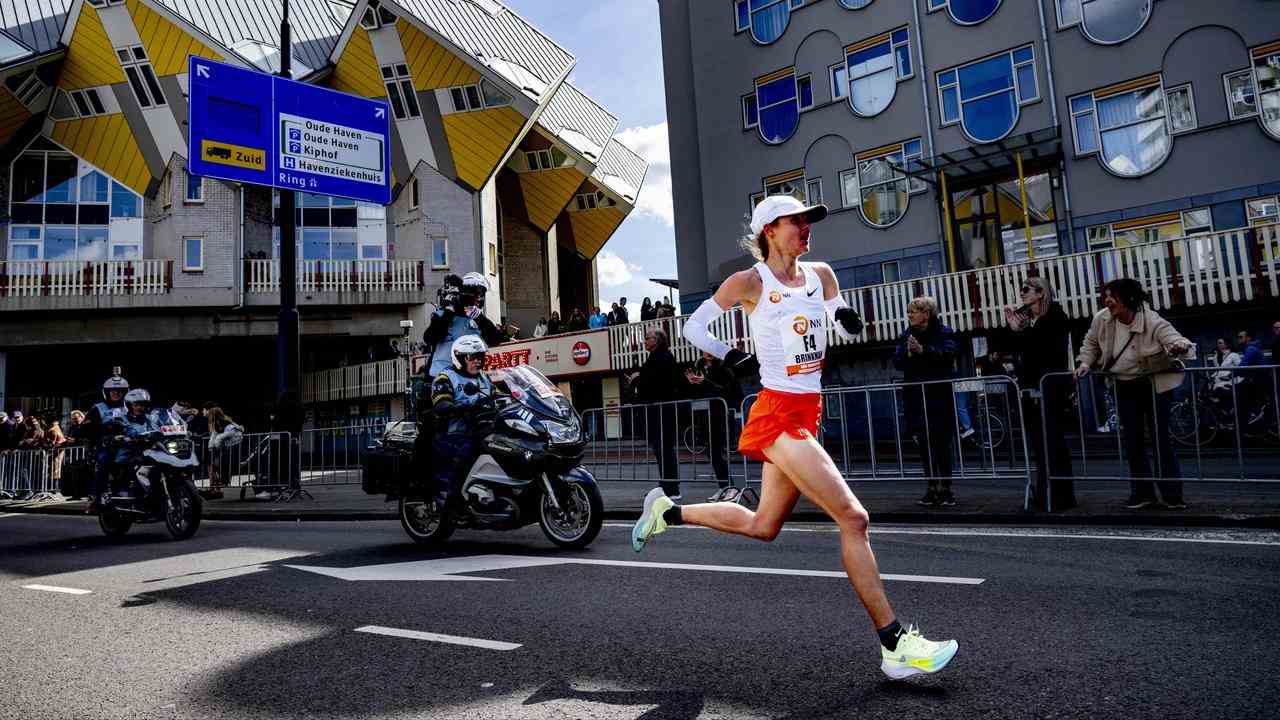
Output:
top-left (792, 316), bottom-right (809, 335)
top-left (769, 290), bottom-right (782, 304)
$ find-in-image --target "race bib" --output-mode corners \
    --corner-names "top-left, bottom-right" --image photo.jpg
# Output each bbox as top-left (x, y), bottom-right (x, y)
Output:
top-left (783, 313), bottom-right (826, 377)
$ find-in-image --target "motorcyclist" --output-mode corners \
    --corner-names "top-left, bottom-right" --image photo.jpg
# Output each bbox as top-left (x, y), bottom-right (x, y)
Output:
top-left (429, 334), bottom-right (496, 511)
top-left (103, 388), bottom-right (157, 501)
top-left (80, 371), bottom-right (130, 509)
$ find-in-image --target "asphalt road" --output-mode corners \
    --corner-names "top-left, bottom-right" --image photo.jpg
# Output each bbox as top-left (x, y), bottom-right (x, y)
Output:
top-left (2, 513), bottom-right (1279, 719)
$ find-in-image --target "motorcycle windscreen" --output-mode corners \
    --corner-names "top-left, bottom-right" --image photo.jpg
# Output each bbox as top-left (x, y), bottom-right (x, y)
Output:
top-left (489, 365), bottom-right (573, 418)
top-left (149, 408), bottom-right (187, 434)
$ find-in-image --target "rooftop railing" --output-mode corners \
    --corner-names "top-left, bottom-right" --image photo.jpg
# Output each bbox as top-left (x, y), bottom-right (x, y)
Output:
top-left (0, 259), bottom-right (171, 297)
top-left (244, 259), bottom-right (425, 294)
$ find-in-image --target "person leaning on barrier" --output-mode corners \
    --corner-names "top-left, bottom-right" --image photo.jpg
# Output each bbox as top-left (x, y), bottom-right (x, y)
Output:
top-left (1075, 278), bottom-right (1194, 510)
top-left (893, 296), bottom-right (960, 508)
top-left (994, 276), bottom-right (1076, 511)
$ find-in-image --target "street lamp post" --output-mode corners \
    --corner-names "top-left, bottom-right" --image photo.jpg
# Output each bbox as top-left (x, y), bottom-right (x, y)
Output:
top-left (398, 319), bottom-right (415, 417)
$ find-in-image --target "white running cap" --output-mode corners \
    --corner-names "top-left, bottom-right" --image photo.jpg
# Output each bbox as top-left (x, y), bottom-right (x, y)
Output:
top-left (749, 195), bottom-right (829, 236)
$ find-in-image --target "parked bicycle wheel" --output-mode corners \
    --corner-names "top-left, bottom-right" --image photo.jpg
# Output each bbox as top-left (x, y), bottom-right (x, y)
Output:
top-left (682, 425), bottom-right (707, 456)
top-left (970, 406), bottom-right (1007, 451)
top-left (1168, 398), bottom-right (1217, 448)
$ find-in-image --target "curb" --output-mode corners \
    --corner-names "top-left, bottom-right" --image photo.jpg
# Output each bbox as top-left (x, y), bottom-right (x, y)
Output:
top-left (4, 503), bottom-right (1279, 529)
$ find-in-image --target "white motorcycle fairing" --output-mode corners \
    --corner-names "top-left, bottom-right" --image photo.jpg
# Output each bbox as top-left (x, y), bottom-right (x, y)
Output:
top-left (143, 449), bottom-right (199, 468)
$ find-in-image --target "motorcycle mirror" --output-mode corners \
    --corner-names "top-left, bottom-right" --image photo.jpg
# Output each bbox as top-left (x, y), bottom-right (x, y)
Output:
top-left (464, 382), bottom-right (478, 396)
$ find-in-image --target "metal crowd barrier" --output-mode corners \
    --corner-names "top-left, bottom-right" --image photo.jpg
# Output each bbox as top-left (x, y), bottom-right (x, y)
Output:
top-left (0, 444), bottom-right (89, 501)
top-left (298, 424), bottom-right (379, 487)
top-left (1040, 364), bottom-right (1280, 510)
top-left (738, 375), bottom-right (1033, 507)
top-left (192, 431), bottom-right (298, 501)
top-left (581, 397), bottom-right (740, 498)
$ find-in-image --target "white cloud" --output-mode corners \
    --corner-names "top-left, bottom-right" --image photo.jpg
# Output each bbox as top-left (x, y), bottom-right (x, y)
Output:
top-left (596, 250), bottom-right (634, 287)
top-left (614, 122), bottom-right (673, 227)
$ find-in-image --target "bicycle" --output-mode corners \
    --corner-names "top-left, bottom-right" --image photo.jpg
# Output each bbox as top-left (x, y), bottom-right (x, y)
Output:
top-left (1168, 374), bottom-right (1280, 448)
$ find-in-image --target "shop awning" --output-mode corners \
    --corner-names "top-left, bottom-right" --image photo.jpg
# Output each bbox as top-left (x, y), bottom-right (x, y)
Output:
top-left (904, 126), bottom-right (1062, 187)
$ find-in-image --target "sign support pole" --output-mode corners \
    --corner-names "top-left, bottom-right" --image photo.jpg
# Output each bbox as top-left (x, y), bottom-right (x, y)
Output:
top-left (275, 0), bottom-right (307, 499)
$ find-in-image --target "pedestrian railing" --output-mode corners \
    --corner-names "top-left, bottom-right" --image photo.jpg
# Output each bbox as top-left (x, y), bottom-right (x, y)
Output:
top-left (193, 431), bottom-right (298, 500)
top-left (0, 445), bottom-right (89, 501)
top-left (298, 424), bottom-right (380, 486)
top-left (1039, 364), bottom-right (1280, 510)
top-left (581, 397), bottom-right (740, 496)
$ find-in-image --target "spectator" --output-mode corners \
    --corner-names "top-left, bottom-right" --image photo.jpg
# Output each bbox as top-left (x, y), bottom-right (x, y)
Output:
top-left (1239, 329), bottom-right (1265, 366)
top-left (1270, 320), bottom-right (1280, 362)
top-left (656, 300), bottom-right (675, 319)
top-left (205, 406), bottom-right (243, 500)
top-left (19, 416), bottom-right (45, 449)
top-left (626, 327), bottom-right (685, 499)
top-left (685, 351), bottom-right (742, 501)
top-left (589, 307), bottom-right (608, 329)
top-left (608, 302), bottom-right (621, 325)
top-left (996, 276), bottom-right (1076, 511)
top-left (10, 410), bottom-right (27, 447)
top-left (68, 410), bottom-right (86, 442)
top-left (533, 317), bottom-right (548, 338)
top-left (616, 297), bottom-right (630, 324)
top-left (547, 311), bottom-right (562, 336)
top-left (1209, 337), bottom-right (1243, 406)
top-left (893, 296), bottom-right (959, 507)
top-left (641, 297), bottom-right (655, 322)
top-left (568, 309), bottom-right (587, 332)
top-left (0, 411), bottom-right (12, 451)
top-left (47, 416), bottom-right (68, 488)
top-left (501, 317), bottom-right (520, 341)
top-left (1076, 278), bottom-right (1193, 510)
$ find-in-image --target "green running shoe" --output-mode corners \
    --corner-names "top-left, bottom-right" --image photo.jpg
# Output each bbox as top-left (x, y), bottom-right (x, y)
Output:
top-left (632, 487), bottom-right (675, 552)
top-left (880, 625), bottom-right (958, 679)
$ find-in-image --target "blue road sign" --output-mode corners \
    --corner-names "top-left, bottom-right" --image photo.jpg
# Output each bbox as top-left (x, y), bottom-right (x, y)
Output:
top-left (187, 56), bottom-right (392, 205)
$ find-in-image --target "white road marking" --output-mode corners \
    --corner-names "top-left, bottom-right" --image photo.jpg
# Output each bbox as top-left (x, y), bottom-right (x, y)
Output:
top-left (355, 625), bottom-right (521, 651)
top-left (287, 554), bottom-right (984, 585)
top-left (602, 523), bottom-right (1280, 547)
top-left (26, 548), bottom-right (314, 594)
top-left (22, 584), bottom-right (92, 595)
top-left (0, 513), bottom-right (21, 518)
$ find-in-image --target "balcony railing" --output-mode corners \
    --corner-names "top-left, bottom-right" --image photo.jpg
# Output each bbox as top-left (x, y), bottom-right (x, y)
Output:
top-left (245, 259), bottom-right (425, 294)
top-left (0, 259), bottom-right (172, 297)
top-left (609, 225), bottom-right (1280, 370)
top-left (302, 357), bottom-right (409, 404)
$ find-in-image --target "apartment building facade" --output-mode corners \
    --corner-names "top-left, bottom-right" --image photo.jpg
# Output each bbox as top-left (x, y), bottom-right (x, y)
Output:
top-left (0, 0), bottom-right (645, 424)
top-left (660, 0), bottom-right (1280, 310)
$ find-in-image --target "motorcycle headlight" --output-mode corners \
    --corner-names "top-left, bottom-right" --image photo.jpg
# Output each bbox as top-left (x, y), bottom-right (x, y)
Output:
top-left (165, 441), bottom-right (180, 453)
top-left (543, 418), bottom-right (581, 445)
top-left (504, 418), bottom-right (541, 437)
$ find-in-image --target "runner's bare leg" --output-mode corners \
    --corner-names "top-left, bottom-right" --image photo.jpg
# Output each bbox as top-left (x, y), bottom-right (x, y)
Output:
top-left (683, 432), bottom-right (894, 627)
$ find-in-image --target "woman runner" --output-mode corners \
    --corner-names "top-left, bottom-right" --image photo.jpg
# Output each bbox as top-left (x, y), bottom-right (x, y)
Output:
top-left (631, 195), bottom-right (958, 679)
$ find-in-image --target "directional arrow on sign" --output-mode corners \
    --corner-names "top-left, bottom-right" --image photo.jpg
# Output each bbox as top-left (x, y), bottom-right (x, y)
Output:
top-left (283, 554), bottom-right (985, 585)
top-left (196, 64), bottom-right (210, 79)
top-left (375, 107), bottom-right (385, 119)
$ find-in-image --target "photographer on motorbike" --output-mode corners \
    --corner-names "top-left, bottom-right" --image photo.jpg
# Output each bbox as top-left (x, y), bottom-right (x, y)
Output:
top-left (80, 372), bottom-right (130, 510)
top-left (429, 335), bottom-right (496, 512)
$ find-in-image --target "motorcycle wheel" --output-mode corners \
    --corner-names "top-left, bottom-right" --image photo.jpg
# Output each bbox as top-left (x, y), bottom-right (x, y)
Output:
top-left (399, 497), bottom-right (453, 544)
top-left (539, 478), bottom-right (603, 549)
top-left (164, 480), bottom-right (203, 541)
top-left (99, 508), bottom-right (133, 538)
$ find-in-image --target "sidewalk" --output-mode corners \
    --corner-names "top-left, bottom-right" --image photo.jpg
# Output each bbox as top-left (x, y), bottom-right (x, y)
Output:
top-left (4, 477), bottom-right (1280, 528)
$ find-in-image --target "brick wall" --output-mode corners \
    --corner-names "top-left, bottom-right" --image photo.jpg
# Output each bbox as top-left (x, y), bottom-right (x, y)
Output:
top-left (500, 202), bottom-right (548, 334)
top-left (150, 156), bottom-right (237, 290)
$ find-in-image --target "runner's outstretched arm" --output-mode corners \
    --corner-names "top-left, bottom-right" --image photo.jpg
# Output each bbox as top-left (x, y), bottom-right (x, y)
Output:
top-left (683, 270), bottom-right (759, 371)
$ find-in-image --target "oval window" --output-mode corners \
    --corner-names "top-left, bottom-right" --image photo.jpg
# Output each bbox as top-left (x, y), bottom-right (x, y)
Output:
top-left (1080, 0), bottom-right (1153, 45)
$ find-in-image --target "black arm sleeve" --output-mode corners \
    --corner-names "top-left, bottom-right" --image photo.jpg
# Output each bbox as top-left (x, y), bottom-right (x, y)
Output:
top-left (475, 315), bottom-right (505, 347)
top-left (422, 310), bottom-right (454, 346)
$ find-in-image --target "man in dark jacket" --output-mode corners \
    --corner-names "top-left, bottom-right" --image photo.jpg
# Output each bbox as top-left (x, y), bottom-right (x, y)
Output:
top-left (685, 351), bottom-right (743, 501)
top-left (893, 296), bottom-right (958, 507)
top-left (626, 327), bottom-right (685, 498)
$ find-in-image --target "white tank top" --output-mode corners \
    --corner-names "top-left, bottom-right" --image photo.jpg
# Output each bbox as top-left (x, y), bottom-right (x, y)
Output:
top-left (748, 261), bottom-right (827, 395)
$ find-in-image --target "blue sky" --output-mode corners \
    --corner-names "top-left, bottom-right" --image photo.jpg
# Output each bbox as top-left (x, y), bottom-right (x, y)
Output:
top-left (504, 0), bottom-right (681, 312)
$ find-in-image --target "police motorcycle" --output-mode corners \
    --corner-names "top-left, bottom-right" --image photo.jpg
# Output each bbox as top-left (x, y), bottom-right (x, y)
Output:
top-left (397, 362), bottom-right (603, 549)
top-left (95, 391), bottom-right (203, 540)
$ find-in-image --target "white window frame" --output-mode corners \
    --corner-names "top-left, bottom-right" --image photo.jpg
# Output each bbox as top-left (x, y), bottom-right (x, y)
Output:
top-left (1247, 196), bottom-right (1278, 227)
top-left (734, 0), bottom-right (749, 32)
top-left (1224, 68), bottom-right (1258, 120)
top-left (409, 176), bottom-right (420, 210)
top-left (839, 168), bottom-right (860, 209)
top-left (829, 62), bottom-right (848, 101)
top-left (448, 83), bottom-right (497, 113)
top-left (1054, 0), bottom-right (1081, 29)
top-left (6, 71), bottom-right (44, 107)
top-left (1164, 83), bottom-right (1196, 135)
top-left (742, 92), bottom-right (759, 129)
top-left (1181, 208), bottom-right (1213, 236)
top-left (183, 169), bottom-right (204, 204)
top-left (797, 73), bottom-right (814, 111)
top-left (430, 235), bottom-right (448, 269)
top-left (805, 178), bottom-right (823, 205)
top-left (182, 235), bottom-right (204, 272)
top-left (381, 63), bottom-right (420, 120)
top-left (937, 45), bottom-right (1038, 137)
top-left (66, 88), bottom-right (106, 118)
top-left (1075, 77), bottom-right (1172, 178)
top-left (881, 260), bottom-right (900, 283)
top-left (749, 191), bottom-right (765, 211)
top-left (1069, 93), bottom-right (1098, 157)
top-left (360, 3), bottom-right (396, 29)
top-left (116, 45), bottom-right (166, 108)
top-left (854, 139), bottom-right (920, 229)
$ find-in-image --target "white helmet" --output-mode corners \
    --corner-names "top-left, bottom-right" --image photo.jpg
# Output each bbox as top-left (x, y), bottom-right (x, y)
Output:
top-left (102, 374), bottom-right (130, 402)
top-left (123, 388), bottom-right (151, 413)
top-left (451, 334), bottom-right (488, 373)
top-left (461, 272), bottom-right (489, 292)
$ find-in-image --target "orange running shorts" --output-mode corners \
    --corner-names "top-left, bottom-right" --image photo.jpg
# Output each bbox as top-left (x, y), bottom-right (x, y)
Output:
top-left (737, 388), bottom-right (822, 462)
